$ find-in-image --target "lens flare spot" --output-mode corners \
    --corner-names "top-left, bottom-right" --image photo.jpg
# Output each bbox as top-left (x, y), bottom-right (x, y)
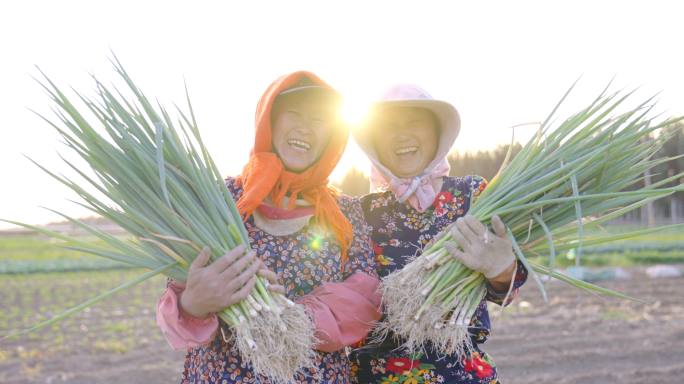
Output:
top-left (342, 101), bottom-right (367, 125)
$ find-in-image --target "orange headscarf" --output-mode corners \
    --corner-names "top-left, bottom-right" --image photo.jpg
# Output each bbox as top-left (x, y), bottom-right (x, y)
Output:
top-left (236, 71), bottom-right (352, 262)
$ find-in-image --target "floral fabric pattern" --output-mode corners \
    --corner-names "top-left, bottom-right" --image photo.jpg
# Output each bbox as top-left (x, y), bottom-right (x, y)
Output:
top-left (180, 178), bottom-right (377, 384)
top-left (351, 349), bottom-right (501, 384)
top-left (351, 176), bottom-right (527, 384)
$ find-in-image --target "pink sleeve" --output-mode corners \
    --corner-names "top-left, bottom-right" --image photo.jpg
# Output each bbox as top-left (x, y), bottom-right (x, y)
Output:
top-left (156, 281), bottom-right (219, 350)
top-left (296, 273), bottom-right (382, 353)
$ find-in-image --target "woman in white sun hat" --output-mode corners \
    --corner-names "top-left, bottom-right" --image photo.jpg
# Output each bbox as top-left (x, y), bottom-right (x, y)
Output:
top-left (349, 83), bottom-right (529, 384)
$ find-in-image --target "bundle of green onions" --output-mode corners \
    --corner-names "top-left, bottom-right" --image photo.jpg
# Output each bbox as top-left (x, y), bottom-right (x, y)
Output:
top-left (378, 82), bottom-right (684, 358)
top-left (1, 57), bottom-right (318, 382)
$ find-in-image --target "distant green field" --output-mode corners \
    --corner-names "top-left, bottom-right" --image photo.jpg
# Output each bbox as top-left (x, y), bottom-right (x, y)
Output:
top-left (0, 235), bottom-right (133, 274)
top-left (526, 223), bottom-right (684, 267)
top-left (0, 236), bottom-right (121, 260)
top-left (1, 224), bottom-right (683, 274)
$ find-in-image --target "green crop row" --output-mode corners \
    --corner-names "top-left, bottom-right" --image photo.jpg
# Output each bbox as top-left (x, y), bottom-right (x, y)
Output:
top-left (0, 257), bottom-right (133, 274)
top-left (528, 250), bottom-right (684, 267)
top-left (0, 235), bottom-right (126, 261)
top-left (0, 235), bottom-right (134, 274)
top-left (1, 225), bottom-right (682, 275)
top-left (572, 241), bottom-right (684, 254)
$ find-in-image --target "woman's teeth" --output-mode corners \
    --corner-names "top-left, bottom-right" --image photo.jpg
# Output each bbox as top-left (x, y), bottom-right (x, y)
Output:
top-left (394, 147), bottom-right (418, 155)
top-left (287, 139), bottom-right (311, 151)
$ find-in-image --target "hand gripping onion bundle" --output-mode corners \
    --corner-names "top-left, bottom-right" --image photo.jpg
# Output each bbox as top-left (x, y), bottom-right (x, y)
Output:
top-left (377, 82), bottom-right (684, 359)
top-left (1, 57), bottom-right (319, 383)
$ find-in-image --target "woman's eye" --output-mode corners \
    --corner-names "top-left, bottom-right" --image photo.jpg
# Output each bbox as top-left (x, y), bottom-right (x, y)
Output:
top-left (288, 111), bottom-right (300, 116)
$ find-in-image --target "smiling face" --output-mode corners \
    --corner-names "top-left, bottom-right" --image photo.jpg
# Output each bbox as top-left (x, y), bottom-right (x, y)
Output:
top-left (270, 92), bottom-right (339, 172)
top-left (372, 107), bottom-right (439, 178)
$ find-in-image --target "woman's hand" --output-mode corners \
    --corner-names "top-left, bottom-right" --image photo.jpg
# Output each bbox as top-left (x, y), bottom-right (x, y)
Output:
top-left (442, 214), bottom-right (516, 290)
top-left (256, 261), bottom-right (286, 295)
top-left (180, 245), bottom-right (261, 319)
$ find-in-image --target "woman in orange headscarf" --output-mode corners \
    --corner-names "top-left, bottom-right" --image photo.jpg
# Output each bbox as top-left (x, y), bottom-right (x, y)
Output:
top-left (156, 72), bottom-right (382, 383)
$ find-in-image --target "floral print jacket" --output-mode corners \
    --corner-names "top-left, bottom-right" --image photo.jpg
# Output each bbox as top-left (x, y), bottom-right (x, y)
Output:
top-left (179, 178), bottom-right (378, 384)
top-left (350, 176), bottom-right (528, 384)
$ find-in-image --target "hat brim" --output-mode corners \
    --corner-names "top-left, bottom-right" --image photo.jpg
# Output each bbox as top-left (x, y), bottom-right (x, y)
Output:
top-left (277, 85), bottom-right (345, 103)
top-left (352, 99), bottom-right (461, 162)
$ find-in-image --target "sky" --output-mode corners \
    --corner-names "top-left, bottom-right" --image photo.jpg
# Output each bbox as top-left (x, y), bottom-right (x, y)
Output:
top-left (1, 1), bottom-right (683, 229)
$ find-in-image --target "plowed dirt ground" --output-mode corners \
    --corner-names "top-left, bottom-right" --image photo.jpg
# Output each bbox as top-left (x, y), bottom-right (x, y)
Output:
top-left (2, 266), bottom-right (683, 383)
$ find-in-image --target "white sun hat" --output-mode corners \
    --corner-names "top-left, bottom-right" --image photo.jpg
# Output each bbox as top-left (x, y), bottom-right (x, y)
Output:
top-left (352, 83), bottom-right (461, 162)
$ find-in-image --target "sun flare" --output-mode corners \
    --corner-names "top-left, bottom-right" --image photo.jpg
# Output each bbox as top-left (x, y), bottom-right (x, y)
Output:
top-left (342, 100), bottom-right (368, 125)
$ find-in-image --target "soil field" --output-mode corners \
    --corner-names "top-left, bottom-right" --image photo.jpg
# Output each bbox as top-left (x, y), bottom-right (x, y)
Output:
top-left (486, 265), bottom-right (684, 384)
top-left (0, 270), bottom-right (186, 383)
top-left (1, 266), bottom-right (683, 383)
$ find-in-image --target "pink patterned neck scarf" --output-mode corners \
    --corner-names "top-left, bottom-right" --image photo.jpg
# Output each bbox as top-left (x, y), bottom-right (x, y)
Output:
top-left (369, 152), bottom-right (451, 213)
